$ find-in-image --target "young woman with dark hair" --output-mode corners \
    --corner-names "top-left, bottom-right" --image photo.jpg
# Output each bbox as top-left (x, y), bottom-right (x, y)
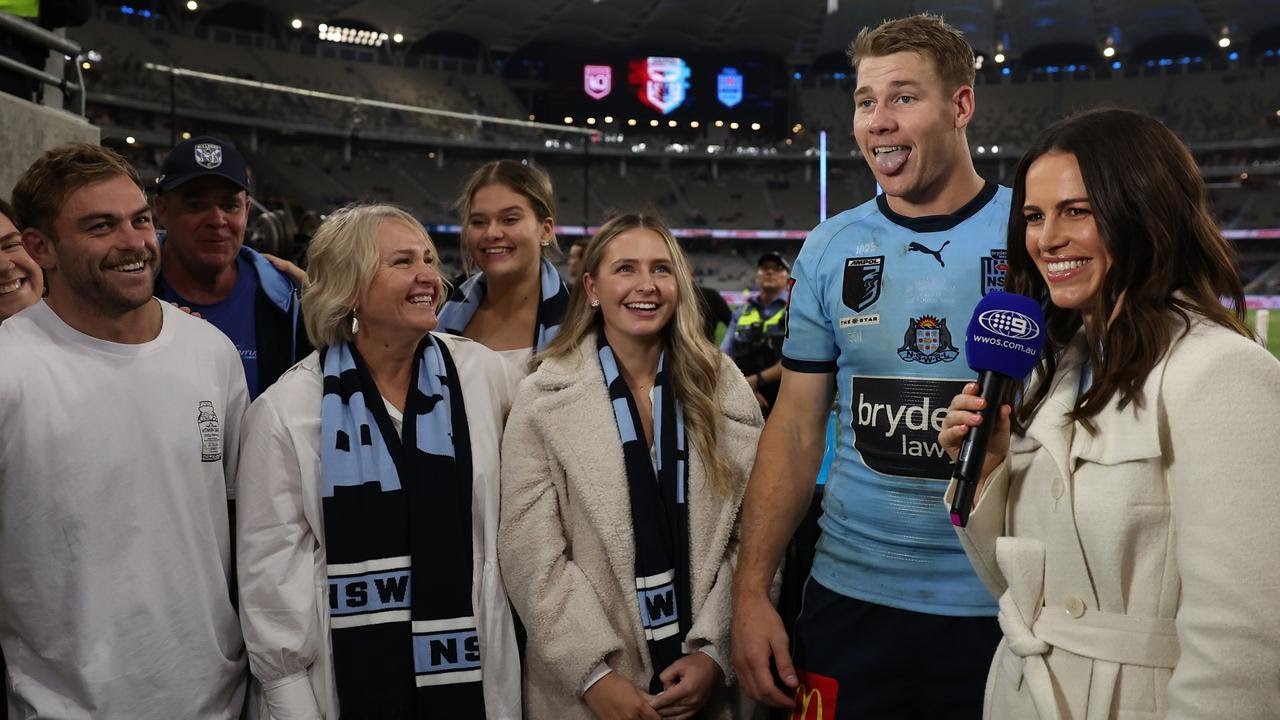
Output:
top-left (940, 108), bottom-right (1280, 719)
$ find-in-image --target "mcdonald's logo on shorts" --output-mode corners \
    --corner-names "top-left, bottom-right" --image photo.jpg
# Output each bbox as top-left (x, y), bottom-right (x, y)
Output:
top-left (789, 669), bottom-right (839, 720)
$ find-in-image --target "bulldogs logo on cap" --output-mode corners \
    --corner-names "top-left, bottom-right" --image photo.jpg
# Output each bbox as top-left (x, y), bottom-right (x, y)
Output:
top-left (194, 143), bottom-right (223, 170)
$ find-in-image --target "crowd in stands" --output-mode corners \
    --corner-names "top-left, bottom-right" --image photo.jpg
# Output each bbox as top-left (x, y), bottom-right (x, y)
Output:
top-left (66, 7), bottom-right (1280, 292)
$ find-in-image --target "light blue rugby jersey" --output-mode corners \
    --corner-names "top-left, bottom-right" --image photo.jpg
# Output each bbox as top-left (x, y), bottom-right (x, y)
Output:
top-left (782, 182), bottom-right (1011, 616)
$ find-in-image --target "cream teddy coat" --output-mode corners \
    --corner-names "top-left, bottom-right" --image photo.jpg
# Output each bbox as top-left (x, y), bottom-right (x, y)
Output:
top-left (498, 338), bottom-right (763, 720)
top-left (947, 317), bottom-right (1280, 719)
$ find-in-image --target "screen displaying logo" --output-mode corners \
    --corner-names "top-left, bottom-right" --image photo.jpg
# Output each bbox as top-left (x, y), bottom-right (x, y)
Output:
top-left (977, 308), bottom-right (1041, 340)
top-left (981, 248), bottom-right (1008, 296)
top-left (842, 256), bottom-right (883, 312)
top-left (628, 56), bottom-right (691, 114)
top-left (584, 64), bottom-right (613, 100)
top-left (717, 67), bottom-right (743, 108)
top-left (897, 315), bottom-right (959, 364)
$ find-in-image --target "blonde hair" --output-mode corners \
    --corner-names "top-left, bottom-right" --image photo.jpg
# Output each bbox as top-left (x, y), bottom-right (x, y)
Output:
top-left (848, 13), bottom-right (976, 92)
top-left (453, 159), bottom-right (560, 274)
top-left (537, 212), bottom-right (733, 495)
top-left (302, 203), bottom-right (444, 348)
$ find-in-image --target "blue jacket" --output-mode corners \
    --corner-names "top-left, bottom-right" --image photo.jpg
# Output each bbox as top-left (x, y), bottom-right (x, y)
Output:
top-left (156, 235), bottom-right (311, 396)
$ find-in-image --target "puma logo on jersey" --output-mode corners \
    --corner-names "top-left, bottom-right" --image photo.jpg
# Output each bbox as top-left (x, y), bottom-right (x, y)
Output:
top-left (907, 240), bottom-right (950, 267)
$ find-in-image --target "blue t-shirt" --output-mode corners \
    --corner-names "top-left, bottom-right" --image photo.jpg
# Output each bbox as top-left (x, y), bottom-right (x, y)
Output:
top-left (782, 183), bottom-right (1011, 616)
top-left (157, 255), bottom-right (261, 399)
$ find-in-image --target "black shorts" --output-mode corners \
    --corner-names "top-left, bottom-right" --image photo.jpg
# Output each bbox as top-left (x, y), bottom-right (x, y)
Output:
top-left (789, 579), bottom-right (1001, 720)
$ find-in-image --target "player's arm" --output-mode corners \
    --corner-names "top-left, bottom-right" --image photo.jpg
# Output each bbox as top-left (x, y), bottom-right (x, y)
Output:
top-left (731, 366), bottom-right (834, 708)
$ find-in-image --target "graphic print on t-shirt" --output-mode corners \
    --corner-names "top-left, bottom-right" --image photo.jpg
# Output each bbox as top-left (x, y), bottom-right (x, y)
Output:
top-left (197, 400), bottom-right (222, 462)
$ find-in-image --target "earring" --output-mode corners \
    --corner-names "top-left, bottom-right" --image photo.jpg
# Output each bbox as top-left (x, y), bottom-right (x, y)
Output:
top-left (351, 313), bottom-right (360, 334)
top-left (540, 240), bottom-right (550, 247)
top-left (590, 299), bottom-right (599, 308)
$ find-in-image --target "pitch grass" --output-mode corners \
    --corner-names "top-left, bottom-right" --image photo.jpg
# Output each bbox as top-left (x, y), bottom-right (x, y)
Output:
top-left (1246, 309), bottom-right (1280, 360)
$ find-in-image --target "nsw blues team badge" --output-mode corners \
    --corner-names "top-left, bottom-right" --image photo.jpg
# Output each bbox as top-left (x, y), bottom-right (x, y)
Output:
top-left (842, 256), bottom-right (883, 312)
top-left (981, 249), bottom-right (1008, 296)
top-left (897, 315), bottom-right (958, 364)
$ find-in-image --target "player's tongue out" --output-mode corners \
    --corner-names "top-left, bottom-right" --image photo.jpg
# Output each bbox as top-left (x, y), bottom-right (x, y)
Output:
top-left (873, 146), bottom-right (910, 174)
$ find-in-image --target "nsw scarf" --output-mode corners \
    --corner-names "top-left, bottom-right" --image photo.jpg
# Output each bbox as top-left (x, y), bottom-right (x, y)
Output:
top-left (597, 332), bottom-right (694, 694)
top-left (320, 336), bottom-right (485, 718)
top-left (438, 256), bottom-right (569, 351)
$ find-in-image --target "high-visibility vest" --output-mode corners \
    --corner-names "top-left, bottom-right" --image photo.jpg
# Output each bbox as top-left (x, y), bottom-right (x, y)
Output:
top-left (0, 0), bottom-right (40, 18)
top-left (733, 302), bottom-right (786, 338)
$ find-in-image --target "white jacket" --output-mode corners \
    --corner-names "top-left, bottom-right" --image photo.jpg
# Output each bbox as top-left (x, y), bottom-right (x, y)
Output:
top-left (949, 318), bottom-right (1280, 719)
top-left (236, 334), bottom-right (521, 719)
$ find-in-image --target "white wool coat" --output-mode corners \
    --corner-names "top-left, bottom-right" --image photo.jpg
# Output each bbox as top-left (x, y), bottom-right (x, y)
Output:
top-left (236, 335), bottom-right (522, 720)
top-left (948, 318), bottom-right (1280, 719)
top-left (498, 338), bottom-right (763, 720)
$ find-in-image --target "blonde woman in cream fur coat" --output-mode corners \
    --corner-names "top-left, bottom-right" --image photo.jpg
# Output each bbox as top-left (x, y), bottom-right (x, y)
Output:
top-left (940, 109), bottom-right (1280, 719)
top-left (499, 213), bottom-right (763, 720)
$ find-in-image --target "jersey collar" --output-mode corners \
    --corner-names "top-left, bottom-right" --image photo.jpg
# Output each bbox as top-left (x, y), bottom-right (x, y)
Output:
top-left (875, 181), bottom-right (998, 233)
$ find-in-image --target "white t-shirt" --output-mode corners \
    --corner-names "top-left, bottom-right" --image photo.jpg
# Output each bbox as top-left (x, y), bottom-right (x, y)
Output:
top-left (0, 300), bottom-right (249, 719)
top-left (495, 346), bottom-right (534, 381)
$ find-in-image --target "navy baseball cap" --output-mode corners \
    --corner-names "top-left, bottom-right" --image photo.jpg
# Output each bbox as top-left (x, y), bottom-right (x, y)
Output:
top-left (757, 251), bottom-right (791, 271)
top-left (157, 135), bottom-right (251, 193)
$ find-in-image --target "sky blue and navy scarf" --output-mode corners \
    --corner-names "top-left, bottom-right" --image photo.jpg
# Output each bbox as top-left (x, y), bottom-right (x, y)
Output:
top-left (320, 336), bottom-right (485, 718)
top-left (597, 331), bottom-right (694, 693)
top-left (437, 257), bottom-right (569, 351)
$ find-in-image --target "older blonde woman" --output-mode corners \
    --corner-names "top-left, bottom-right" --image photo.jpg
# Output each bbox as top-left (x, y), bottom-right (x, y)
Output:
top-left (236, 204), bottom-right (520, 719)
top-left (499, 213), bottom-right (763, 720)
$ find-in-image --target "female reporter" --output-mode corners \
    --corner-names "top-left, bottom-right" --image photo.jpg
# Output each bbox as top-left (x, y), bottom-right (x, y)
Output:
top-left (236, 204), bottom-right (520, 719)
top-left (439, 160), bottom-right (570, 378)
top-left (0, 199), bottom-right (43, 322)
top-left (939, 109), bottom-right (1280, 719)
top-left (499, 213), bottom-right (763, 720)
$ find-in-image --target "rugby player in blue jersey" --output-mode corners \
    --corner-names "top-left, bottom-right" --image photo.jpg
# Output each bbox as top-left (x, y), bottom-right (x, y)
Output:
top-left (732, 14), bottom-right (1010, 719)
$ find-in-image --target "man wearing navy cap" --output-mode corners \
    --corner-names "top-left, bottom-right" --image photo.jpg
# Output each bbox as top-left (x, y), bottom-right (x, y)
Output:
top-left (155, 135), bottom-right (310, 399)
top-left (722, 251), bottom-right (791, 414)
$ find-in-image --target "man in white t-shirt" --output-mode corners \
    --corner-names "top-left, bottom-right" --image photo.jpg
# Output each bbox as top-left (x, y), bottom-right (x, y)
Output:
top-left (0, 144), bottom-right (249, 718)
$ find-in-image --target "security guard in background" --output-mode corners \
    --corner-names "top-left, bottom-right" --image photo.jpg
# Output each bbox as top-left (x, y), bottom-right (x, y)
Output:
top-left (722, 251), bottom-right (790, 415)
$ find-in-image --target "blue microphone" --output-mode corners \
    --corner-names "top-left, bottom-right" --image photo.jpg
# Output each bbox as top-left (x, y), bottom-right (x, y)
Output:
top-left (949, 292), bottom-right (1046, 527)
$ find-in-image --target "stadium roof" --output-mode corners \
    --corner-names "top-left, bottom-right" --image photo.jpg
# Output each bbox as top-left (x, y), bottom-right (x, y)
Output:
top-left (254, 0), bottom-right (1277, 63)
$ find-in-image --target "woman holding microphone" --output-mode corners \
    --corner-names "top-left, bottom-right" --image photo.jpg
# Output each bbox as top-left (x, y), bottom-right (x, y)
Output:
top-left (940, 108), bottom-right (1280, 719)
